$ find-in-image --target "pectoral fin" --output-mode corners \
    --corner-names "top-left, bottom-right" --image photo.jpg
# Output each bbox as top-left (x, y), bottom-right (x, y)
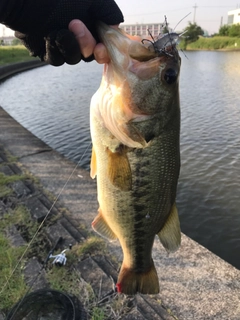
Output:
top-left (90, 146), bottom-right (97, 179)
top-left (92, 209), bottom-right (117, 241)
top-left (157, 203), bottom-right (181, 253)
top-left (107, 147), bottom-right (132, 191)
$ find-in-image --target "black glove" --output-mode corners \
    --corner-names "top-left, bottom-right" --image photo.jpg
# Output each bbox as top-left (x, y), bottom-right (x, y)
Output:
top-left (1, 0), bottom-right (123, 66)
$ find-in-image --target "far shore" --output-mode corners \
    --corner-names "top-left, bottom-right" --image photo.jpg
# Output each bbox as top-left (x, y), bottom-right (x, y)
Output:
top-left (185, 48), bottom-right (240, 52)
top-left (1, 36), bottom-right (240, 67)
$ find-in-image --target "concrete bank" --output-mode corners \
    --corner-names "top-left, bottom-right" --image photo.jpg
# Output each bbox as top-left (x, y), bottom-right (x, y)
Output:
top-left (0, 105), bottom-right (239, 320)
top-left (0, 60), bottom-right (46, 83)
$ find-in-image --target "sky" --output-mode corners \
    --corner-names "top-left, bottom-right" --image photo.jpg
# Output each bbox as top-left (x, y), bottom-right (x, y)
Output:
top-left (116, 0), bottom-right (240, 34)
top-left (0, 1), bottom-right (239, 37)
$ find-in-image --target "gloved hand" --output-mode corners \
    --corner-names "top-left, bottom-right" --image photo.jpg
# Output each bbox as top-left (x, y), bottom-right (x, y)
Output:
top-left (1, 0), bottom-right (123, 66)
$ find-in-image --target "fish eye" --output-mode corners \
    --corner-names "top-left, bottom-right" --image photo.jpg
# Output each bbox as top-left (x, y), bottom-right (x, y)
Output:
top-left (164, 68), bottom-right (178, 84)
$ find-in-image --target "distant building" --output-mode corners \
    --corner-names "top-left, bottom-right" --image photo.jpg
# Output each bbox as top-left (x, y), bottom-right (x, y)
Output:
top-left (0, 36), bottom-right (15, 45)
top-left (228, 8), bottom-right (240, 25)
top-left (120, 23), bottom-right (169, 36)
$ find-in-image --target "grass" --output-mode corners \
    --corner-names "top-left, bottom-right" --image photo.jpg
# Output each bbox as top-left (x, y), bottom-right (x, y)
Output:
top-left (0, 206), bottom-right (30, 312)
top-left (0, 185), bottom-right (12, 198)
top-left (0, 203), bottom-right (52, 313)
top-left (0, 234), bottom-right (28, 311)
top-left (181, 36), bottom-right (240, 51)
top-left (46, 259), bottom-right (103, 319)
top-left (47, 269), bottom-right (107, 319)
top-left (0, 152), bottom-right (130, 319)
top-left (71, 236), bottom-right (107, 257)
top-left (91, 307), bottom-right (106, 320)
top-left (46, 266), bottom-right (131, 320)
top-left (0, 199), bottom-right (119, 318)
top-left (0, 172), bottom-right (26, 185)
top-left (46, 236), bottom-right (108, 319)
top-left (0, 45), bottom-right (36, 66)
top-left (45, 236), bottom-right (132, 320)
top-left (0, 205), bottom-right (30, 228)
top-left (0, 37), bottom-right (239, 69)
top-left (0, 172), bottom-right (27, 199)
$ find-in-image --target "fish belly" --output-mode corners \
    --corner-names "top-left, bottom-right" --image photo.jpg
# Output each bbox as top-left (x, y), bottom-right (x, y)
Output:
top-left (91, 112), bottom-right (180, 294)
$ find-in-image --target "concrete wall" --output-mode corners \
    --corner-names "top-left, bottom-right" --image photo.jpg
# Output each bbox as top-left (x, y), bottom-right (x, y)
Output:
top-left (0, 60), bottom-right (46, 83)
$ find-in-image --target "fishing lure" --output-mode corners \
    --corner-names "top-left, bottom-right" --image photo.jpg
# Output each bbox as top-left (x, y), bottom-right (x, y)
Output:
top-left (142, 14), bottom-right (189, 57)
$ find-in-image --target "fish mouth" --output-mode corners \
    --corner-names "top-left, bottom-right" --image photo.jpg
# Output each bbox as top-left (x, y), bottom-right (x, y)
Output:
top-left (96, 21), bottom-right (180, 65)
top-left (96, 22), bottom-right (181, 88)
top-left (93, 22), bottom-right (181, 149)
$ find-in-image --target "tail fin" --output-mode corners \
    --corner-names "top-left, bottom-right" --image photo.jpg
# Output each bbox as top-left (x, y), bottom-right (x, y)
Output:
top-left (116, 260), bottom-right (159, 295)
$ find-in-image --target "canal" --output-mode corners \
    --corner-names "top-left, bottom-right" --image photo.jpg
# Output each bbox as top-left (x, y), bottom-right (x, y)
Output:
top-left (0, 51), bottom-right (240, 269)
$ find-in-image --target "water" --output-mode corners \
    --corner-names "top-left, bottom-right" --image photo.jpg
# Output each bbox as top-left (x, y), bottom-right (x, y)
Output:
top-left (0, 51), bottom-right (240, 269)
top-left (0, 62), bottom-right (102, 169)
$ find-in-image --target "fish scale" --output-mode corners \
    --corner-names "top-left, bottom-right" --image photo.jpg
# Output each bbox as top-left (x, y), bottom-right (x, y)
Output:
top-left (90, 22), bottom-right (181, 295)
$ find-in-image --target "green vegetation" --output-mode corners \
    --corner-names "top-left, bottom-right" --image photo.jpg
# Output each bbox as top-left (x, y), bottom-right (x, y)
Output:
top-left (72, 236), bottom-right (107, 257)
top-left (0, 234), bottom-right (27, 311)
top-left (182, 22), bottom-right (204, 43)
top-left (0, 172), bottom-right (26, 198)
top-left (0, 172), bottom-right (26, 185)
top-left (0, 150), bottom-right (165, 319)
top-left (46, 266), bottom-right (82, 296)
top-left (0, 206), bottom-right (30, 311)
top-left (1, 204), bottom-right (31, 228)
top-left (219, 23), bottom-right (240, 37)
top-left (0, 45), bottom-right (36, 66)
top-left (0, 195), bottom-right (48, 313)
top-left (46, 236), bottom-right (107, 318)
top-left (91, 307), bottom-right (106, 320)
top-left (177, 21), bottom-right (240, 51)
top-left (46, 266), bottom-right (105, 319)
top-left (181, 36), bottom-right (240, 51)
top-left (46, 236), bottom-right (130, 320)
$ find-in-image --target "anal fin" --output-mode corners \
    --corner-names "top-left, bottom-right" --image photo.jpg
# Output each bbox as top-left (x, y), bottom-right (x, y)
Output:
top-left (92, 209), bottom-right (117, 241)
top-left (157, 202), bottom-right (181, 253)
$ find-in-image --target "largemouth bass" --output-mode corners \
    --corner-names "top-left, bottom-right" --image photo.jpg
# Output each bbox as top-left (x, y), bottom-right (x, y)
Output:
top-left (90, 23), bottom-right (181, 295)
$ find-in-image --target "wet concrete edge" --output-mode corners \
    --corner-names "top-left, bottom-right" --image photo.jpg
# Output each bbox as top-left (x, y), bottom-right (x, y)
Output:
top-left (0, 60), bottom-right (47, 83)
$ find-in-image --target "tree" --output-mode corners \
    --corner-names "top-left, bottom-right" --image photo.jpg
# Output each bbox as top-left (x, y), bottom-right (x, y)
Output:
top-left (218, 24), bottom-right (240, 37)
top-left (228, 23), bottom-right (240, 37)
top-left (218, 25), bottom-right (230, 36)
top-left (11, 38), bottom-right (21, 45)
top-left (183, 22), bottom-right (204, 43)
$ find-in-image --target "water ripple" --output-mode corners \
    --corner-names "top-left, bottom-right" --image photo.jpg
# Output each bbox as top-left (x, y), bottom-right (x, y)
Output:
top-left (0, 52), bottom-right (240, 269)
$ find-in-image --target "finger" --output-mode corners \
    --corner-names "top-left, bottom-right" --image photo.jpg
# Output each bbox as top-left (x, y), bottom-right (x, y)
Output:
top-left (110, 25), bottom-right (119, 31)
top-left (94, 43), bottom-right (110, 64)
top-left (94, 25), bottom-right (119, 64)
top-left (55, 29), bottom-right (82, 65)
top-left (45, 35), bottom-right (65, 66)
top-left (68, 20), bottom-right (96, 58)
